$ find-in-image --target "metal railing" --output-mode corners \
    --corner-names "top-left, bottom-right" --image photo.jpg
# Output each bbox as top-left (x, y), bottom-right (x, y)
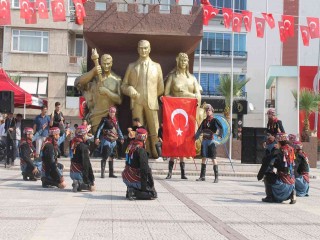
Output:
top-left (195, 50), bottom-right (247, 58)
top-left (201, 90), bottom-right (247, 98)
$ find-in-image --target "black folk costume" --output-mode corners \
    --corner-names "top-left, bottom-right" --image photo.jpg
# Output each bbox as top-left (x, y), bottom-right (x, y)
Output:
top-left (195, 112), bottom-right (223, 183)
top-left (293, 141), bottom-right (310, 197)
top-left (41, 127), bottom-right (65, 188)
top-left (257, 133), bottom-right (296, 204)
top-left (95, 108), bottom-right (124, 178)
top-left (70, 126), bottom-right (95, 192)
top-left (122, 128), bottom-right (157, 200)
top-left (19, 128), bottom-right (41, 181)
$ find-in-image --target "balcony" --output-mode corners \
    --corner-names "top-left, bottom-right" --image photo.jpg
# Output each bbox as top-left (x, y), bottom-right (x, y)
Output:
top-left (195, 50), bottom-right (247, 58)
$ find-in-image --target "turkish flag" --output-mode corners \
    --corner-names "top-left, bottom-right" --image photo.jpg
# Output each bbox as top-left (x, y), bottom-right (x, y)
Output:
top-left (0, 0), bottom-right (11, 25)
top-left (200, 0), bottom-right (210, 5)
top-left (202, 5), bottom-right (219, 26)
top-left (255, 17), bottom-right (266, 38)
top-left (232, 12), bottom-right (242, 32)
top-left (36, 0), bottom-right (49, 19)
top-left (79, 96), bottom-right (86, 119)
top-left (278, 21), bottom-right (286, 43)
top-left (19, 0), bottom-right (30, 19)
top-left (222, 8), bottom-right (233, 29)
top-left (262, 12), bottom-right (275, 29)
top-left (242, 10), bottom-right (252, 32)
top-left (307, 17), bottom-right (319, 39)
top-left (162, 97), bottom-right (197, 157)
top-left (282, 15), bottom-right (294, 37)
top-left (25, 2), bottom-right (37, 24)
top-left (73, 0), bottom-right (86, 25)
top-left (300, 26), bottom-right (310, 46)
top-left (51, 0), bottom-right (66, 22)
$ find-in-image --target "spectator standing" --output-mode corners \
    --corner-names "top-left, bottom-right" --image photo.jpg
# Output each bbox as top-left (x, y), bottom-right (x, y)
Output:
top-left (4, 112), bottom-right (16, 166)
top-left (50, 102), bottom-right (65, 156)
top-left (15, 114), bottom-right (23, 158)
top-left (33, 106), bottom-right (50, 158)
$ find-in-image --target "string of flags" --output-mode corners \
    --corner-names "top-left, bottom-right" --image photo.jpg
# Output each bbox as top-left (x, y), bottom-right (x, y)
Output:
top-left (0, 0), bottom-right (86, 25)
top-left (201, 0), bottom-right (316, 47)
top-left (0, 0), bottom-right (317, 46)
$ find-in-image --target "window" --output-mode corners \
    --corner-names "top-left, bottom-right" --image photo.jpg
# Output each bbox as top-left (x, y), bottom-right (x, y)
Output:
top-left (209, 0), bottom-right (246, 11)
top-left (66, 76), bottom-right (81, 97)
top-left (18, 77), bottom-right (48, 97)
top-left (12, 0), bottom-right (50, 9)
top-left (194, 73), bottom-right (246, 96)
top-left (75, 37), bottom-right (87, 57)
top-left (12, 30), bottom-right (49, 53)
top-left (196, 32), bottom-right (246, 57)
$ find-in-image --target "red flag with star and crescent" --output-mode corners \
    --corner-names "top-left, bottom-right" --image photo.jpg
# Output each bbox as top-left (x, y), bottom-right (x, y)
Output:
top-left (162, 97), bottom-right (197, 157)
top-left (0, 0), bottom-right (11, 25)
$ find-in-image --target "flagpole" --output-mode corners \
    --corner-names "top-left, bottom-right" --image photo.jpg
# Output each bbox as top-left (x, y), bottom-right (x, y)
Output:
top-left (263, 0), bottom-right (269, 127)
top-left (198, 40), bottom-right (202, 84)
top-left (297, 0), bottom-right (300, 138)
top-left (229, 0), bottom-right (235, 159)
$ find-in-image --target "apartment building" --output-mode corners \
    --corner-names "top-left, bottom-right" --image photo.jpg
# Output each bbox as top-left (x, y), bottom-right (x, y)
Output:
top-left (0, 0), bottom-right (87, 123)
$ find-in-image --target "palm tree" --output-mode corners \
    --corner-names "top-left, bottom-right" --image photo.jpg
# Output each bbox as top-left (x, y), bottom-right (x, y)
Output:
top-left (217, 74), bottom-right (250, 120)
top-left (292, 88), bottom-right (320, 141)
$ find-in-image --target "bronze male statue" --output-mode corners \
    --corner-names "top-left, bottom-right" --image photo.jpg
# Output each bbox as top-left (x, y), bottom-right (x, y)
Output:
top-left (75, 51), bottom-right (122, 133)
top-left (121, 40), bottom-right (164, 158)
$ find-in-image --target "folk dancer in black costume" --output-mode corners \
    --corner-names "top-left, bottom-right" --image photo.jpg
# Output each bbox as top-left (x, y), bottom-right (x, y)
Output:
top-left (195, 104), bottom-right (222, 183)
top-left (70, 125), bottom-right (95, 192)
top-left (95, 106), bottom-right (124, 178)
top-left (122, 128), bottom-right (157, 200)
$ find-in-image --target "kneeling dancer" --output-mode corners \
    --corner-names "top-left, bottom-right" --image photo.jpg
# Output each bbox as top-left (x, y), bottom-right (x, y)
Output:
top-left (258, 133), bottom-right (296, 204)
top-left (70, 125), bottom-right (95, 192)
top-left (122, 128), bottom-right (157, 200)
top-left (20, 128), bottom-right (42, 181)
top-left (41, 127), bottom-right (66, 188)
top-left (195, 104), bottom-right (222, 183)
top-left (293, 141), bottom-right (310, 197)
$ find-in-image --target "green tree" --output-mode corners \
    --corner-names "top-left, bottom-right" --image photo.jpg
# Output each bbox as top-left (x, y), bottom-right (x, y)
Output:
top-left (217, 74), bottom-right (249, 120)
top-left (292, 88), bottom-right (320, 141)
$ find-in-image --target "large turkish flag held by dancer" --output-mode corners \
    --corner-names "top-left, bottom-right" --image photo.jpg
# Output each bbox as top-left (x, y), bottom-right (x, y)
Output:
top-left (162, 96), bottom-right (197, 157)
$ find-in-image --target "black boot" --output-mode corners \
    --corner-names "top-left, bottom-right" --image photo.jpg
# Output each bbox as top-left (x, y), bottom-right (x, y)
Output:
top-left (262, 180), bottom-right (274, 203)
top-left (41, 177), bottom-right (58, 188)
top-left (22, 172), bottom-right (28, 181)
top-left (290, 189), bottom-right (296, 204)
top-left (79, 182), bottom-right (91, 191)
top-left (72, 180), bottom-right (79, 192)
top-left (108, 161), bottom-right (117, 178)
top-left (166, 161), bottom-right (174, 179)
top-left (196, 163), bottom-right (206, 181)
top-left (180, 162), bottom-right (188, 179)
top-left (101, 159), bottom-right (106, 178)
top-left (213, 165), bottom-right (219, 183)
top-left (127, 187), bottom-right (135, 200)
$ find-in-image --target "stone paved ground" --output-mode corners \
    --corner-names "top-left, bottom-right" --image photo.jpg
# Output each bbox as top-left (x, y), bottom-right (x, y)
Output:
top-left (0, 167), bottom-right (320, 240)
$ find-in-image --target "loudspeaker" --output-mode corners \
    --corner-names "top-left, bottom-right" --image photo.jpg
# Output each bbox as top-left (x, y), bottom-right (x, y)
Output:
top-left (21, 119), bottom-right (34, 133)
top-left (0, 91), bottom-right (14, 113)
top-left (241, 127), bottom-right (267, 164)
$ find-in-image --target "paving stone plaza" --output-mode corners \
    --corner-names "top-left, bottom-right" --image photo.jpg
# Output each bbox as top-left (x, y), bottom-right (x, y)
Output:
top-left (0, 158), bottom-right (320, 240)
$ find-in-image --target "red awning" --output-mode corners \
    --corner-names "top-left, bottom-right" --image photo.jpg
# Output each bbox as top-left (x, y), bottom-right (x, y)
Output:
top-left (0, 68), bottom-right (47, 109)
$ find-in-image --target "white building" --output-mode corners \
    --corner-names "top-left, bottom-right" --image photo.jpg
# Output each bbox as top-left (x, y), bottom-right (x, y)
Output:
top-left (193, 0), bottom-right (320, 137)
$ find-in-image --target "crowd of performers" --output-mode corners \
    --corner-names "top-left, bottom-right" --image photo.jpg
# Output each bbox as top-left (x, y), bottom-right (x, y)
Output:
top-left (17, 106), bottom-right (311, 202)
top-left (257, 109), bottom-right (310, 204)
